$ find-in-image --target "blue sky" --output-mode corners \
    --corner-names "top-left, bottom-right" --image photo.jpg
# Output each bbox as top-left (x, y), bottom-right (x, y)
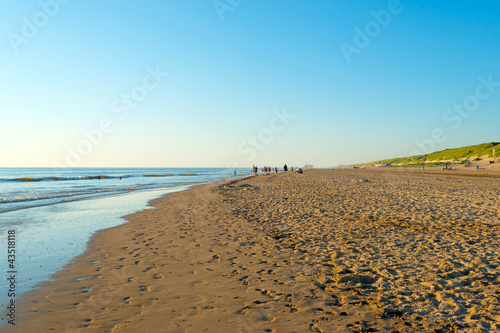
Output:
top-left (1, 0), bottom-right (499, 167)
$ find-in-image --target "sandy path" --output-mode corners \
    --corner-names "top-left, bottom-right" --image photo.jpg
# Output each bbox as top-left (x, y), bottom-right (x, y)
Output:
top-left (5, 169), bottom-right (500, 332)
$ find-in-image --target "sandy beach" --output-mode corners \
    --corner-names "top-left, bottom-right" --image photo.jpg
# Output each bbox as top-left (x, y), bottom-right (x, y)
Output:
top-left (6, 169), bottom-right (500, 332)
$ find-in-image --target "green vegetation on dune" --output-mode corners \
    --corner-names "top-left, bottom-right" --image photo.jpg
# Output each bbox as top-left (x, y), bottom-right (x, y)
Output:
top-left (357, 142), bottom-right (500, 167)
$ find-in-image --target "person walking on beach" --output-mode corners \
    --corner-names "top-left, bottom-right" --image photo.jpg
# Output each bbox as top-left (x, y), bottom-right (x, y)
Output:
top-left (284, 164), bottom-right (288, 172)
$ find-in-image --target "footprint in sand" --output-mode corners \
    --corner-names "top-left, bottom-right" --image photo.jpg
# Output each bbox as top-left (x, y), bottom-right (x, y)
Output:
top-left (240, 276), bottom-right (251, 285)
top-left (309, 324), bottom-right (323, 333)
top-left (139, 285), bottom-right (151, 292)
top-left (129, 248), bottom-right (141, 254)
top-left (285, 304), bottom-right (299, 313)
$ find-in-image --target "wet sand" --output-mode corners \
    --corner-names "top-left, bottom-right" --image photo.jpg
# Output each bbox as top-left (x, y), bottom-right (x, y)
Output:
top-left (6, 169), bottom-right (500, 332)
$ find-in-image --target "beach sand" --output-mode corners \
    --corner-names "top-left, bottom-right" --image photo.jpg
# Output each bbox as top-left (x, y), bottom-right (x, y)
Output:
top-left (6, 169), bottom-right (500, 332)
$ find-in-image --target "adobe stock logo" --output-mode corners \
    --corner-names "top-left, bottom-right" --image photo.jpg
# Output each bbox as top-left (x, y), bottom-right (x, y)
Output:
top-left (411, 75), bottom-right (499, 156)
top-left (226, 107), bottom-right (295, 169)
top-left (340, 0), bottom-right (403, 64)
top-left (7, 0), bottom-right (70, 54)
top-left (213, 0), bottom-right (243, 21)
top-left (52, 66), bottom-right (168, 168)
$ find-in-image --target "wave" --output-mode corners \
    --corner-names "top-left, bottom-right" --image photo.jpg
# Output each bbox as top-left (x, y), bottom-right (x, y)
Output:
top-left (0, 183), bottom-right (183, 213)
top-left (0, 188), bottom-right (133, 204)
top-left (0, 171), bottom-right (234, 182)
top-left (0, 169), bottom-right (249, 215)
top-left (5, 175), bottom-right (132, 182)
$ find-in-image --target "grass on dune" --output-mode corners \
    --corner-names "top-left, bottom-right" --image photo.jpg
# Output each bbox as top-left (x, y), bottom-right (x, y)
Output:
top-left (357, 142), bottom-right (500, 167)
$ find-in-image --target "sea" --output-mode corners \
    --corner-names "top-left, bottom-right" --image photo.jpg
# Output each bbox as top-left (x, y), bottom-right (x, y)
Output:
top-left (0, 167), bottom-right (249, 317)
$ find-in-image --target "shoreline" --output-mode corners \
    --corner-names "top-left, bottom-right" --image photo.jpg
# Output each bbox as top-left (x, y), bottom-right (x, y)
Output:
top-left (0, 170), bottom-right (247, 317)
top-left (5, 177), bottom-right (257, 332)
top-left (5, 169), bottom-right (500, 332)
top-left (0, 187), bottom-right (195, 314)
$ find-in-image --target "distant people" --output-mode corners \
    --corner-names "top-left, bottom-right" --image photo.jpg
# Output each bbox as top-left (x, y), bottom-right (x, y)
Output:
top-left (297, 168), bottom-right (303, 174)
top-left (284, 164), bottom-right (288, 172)
top-left (234, 170), bottom-right (236, 176)
top-left (275, 167), bottom-right (278, 173)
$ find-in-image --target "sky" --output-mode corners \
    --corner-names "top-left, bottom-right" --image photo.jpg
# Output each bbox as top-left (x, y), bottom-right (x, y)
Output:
top-left (1, 0), bottom-right (499, 168)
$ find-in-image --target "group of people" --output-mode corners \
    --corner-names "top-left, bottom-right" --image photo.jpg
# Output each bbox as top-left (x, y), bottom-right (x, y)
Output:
top-left (251, 164), bottom-right (303, 175)
top-left (252, 165), bottom-right (278, 175)
top-left (263, 166), bottom-right (278, 174)
top-left (284, 164), bottom-right (304, 173)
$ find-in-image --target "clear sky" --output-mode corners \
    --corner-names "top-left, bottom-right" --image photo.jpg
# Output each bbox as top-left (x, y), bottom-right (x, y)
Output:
top-left (1, 0), bottom-right (499, 168)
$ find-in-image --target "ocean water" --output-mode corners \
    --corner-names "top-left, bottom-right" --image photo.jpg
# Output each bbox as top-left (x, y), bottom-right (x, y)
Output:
top-left (0, 168), bottom-right (249, 318)
top-left (0, 167), bottom-right (248, 213)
